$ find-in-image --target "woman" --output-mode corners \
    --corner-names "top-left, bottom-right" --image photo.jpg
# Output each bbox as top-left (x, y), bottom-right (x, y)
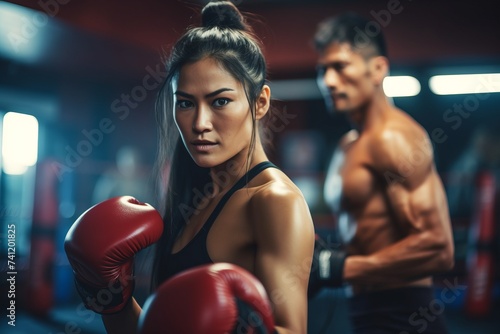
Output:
top-left (103, 1), bottom-right (314, 333)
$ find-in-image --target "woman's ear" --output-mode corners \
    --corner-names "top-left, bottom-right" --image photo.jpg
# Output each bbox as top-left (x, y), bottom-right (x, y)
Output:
top-left (255, 85), bottom-right (271, 120)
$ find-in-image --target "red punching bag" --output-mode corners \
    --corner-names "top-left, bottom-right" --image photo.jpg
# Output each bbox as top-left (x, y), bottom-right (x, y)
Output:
top-left (464, 171), bottom-right (496, 317)
top-left (25, 159), bottom-right (58, 315)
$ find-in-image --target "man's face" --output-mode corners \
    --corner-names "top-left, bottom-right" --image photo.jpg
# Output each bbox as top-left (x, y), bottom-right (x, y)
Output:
top-left (317, 42), bottom-right (377, 114)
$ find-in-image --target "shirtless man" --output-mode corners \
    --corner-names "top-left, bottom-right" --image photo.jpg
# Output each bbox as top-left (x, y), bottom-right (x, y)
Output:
top-left (307, 12), bottom-right (455, 333)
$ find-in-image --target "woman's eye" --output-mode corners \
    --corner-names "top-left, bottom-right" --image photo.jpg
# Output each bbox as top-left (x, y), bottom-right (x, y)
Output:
top-left (213, 98), bottom-right (230, 108)
top-left (176, 100), bottom-right (193, 109)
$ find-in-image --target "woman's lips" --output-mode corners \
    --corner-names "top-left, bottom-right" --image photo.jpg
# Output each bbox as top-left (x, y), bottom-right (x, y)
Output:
top-left (191, 141), bottom-right (217, 153)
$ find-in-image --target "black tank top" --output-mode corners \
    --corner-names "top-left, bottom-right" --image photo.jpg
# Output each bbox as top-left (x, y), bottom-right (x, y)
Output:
top-left (164, 161), bottom-right (278, 280)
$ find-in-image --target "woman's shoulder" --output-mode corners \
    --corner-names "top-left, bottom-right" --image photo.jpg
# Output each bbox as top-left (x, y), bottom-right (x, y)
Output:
top-left (245, 167), bottom-right (314, 240)
top-left (250, 166), bottom-right (302, 195)
top-left (247, 167), bottom-right (310, 217)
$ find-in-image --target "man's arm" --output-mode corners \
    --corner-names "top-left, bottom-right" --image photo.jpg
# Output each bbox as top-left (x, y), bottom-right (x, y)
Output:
top-left (344, 128), bottom-right (455, 284)
top-left (251, 183), bottom-right (315, 334)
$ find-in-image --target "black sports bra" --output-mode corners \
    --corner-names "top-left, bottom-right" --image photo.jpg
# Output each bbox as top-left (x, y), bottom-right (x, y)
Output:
top-left (163, 161), bottom-right (278, 280)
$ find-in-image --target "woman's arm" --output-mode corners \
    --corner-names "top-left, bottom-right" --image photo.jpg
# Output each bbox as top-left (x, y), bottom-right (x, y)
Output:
top-left (250, 183), bottom-right (315, 334)
top-left (102, 297), bottom-right (142, 334)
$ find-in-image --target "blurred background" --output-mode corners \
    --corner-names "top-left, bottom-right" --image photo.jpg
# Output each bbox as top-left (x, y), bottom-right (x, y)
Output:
top-left (0, 0), bottom-right (499, 333)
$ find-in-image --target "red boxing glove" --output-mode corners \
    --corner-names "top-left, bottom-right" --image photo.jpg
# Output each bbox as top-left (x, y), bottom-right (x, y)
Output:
top-left (64, 196), bottom-right (163, 314)
top-left (138, 263), bottom-right (276, 334)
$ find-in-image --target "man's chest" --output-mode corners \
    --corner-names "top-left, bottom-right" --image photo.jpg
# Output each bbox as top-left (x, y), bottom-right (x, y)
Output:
top-left (324, 143), bottom-right (378, 213)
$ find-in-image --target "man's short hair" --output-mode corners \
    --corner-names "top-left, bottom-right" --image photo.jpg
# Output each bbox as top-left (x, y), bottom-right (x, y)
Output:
top-left (314, 11), bottom-right (388, 59)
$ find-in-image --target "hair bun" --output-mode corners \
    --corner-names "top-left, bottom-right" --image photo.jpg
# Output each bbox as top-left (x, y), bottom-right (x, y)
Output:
top-left (201, 0), bottom-right (247, 30)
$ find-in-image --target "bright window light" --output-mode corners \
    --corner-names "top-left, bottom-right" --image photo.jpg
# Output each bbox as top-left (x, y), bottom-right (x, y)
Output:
top-left (0, 2), bottom-right (46, 63)
top-left (2, 112), bottom-right (39, 175)
top-left (383, 76), bottom-right (421, 97)
top-left (429, 73), bottom-right (500, 95)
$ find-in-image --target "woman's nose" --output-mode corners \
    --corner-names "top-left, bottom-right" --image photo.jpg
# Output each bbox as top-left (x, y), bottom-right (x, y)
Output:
top-left (192, 105), bottom-right (213, 133)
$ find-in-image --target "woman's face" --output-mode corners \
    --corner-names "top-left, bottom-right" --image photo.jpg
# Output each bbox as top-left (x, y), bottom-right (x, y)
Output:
top-left (173, 57), bottom-right (254, 168)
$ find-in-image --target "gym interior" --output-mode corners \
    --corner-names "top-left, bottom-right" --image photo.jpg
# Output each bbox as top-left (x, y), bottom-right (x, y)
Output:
top-left (1, 0), bottom-right (499, 333)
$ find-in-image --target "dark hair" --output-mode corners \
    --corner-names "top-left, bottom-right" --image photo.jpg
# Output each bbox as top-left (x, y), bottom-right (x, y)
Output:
top-left (314, 11), bottom-right (387, 59)
top-left (150, 0), bottom-right (268, 289)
